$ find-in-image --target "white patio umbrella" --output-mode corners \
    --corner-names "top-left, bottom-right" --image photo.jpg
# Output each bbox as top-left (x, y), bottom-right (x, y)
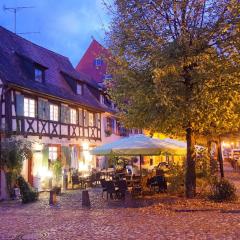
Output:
top-left (91, 134), bottom-right (186, 156)
top-left (91, 135), bottom-right (186, 176)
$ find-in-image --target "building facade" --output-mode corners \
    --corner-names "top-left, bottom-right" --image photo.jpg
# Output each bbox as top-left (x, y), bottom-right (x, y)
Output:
top-left (76, 39), bottom-right (142, 146)
top-left (0, 27), bottom-right (105, 199)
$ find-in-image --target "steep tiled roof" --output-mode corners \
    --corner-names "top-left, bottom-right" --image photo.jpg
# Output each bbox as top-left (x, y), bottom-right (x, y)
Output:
top-left (0, 26), bottom-right (104, 111)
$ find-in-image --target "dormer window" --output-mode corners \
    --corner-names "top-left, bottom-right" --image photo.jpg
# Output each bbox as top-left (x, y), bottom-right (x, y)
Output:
top-left (94, 58), bottom-right (103, 69)
top-left (77, 83), bottom-right (83, 95)
top-left (35, 67), bottom-right (44, 83)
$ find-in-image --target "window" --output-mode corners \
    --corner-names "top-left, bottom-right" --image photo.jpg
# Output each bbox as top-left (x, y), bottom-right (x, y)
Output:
top-left (89, 113), bottom-right (94, 127)
top-left (49, 146), bottom-right (58, 161)
top-left (50, 104), bottom-right (59, 121)
top-left (94, 58), bottom-right (103, 68)
top-left (106, 117), bottom-right (115, 132)
top-left (35, 67), bottom-right (44, 83)
top-left (104, 74), bottom-right (112, 81)
top-left (24, 98), bottom-right (35, 117)
top-left (76, 83), bottom-right (83, 95)
top-left (100, 94), bottom-right (105, 104)
top-left (70, 108), bottom-right (77, 124)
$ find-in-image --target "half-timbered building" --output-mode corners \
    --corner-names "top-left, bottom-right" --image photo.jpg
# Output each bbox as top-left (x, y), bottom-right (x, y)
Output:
top-left (0, 27), bottom-right (105, 199)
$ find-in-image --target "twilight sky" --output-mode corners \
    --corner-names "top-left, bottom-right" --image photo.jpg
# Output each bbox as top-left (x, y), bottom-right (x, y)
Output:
top-left (0, 0), bottom-right (111, 66)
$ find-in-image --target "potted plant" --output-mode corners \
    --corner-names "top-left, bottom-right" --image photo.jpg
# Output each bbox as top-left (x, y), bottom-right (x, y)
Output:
top-left (0, 137), bottom-right (32, 200)
top-left (51, 160), bottom-right (62, 195)
top-left (105, 129), bottom-right (112, 137)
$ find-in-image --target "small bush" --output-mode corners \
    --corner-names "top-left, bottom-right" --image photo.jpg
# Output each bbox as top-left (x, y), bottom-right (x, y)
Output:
top-left (209, 178), bottom-right (237, 202)
top-left (167, 163), bottom-right (184, 195)
top-left (17, 176), bottom-right (38, 204)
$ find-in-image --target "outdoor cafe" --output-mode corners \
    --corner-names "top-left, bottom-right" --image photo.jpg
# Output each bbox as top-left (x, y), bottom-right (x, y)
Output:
top-left (67, 135), bottom-right (186, 200)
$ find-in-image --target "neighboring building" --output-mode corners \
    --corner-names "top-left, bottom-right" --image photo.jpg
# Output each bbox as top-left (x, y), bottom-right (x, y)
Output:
top-left (0, 27), bottom-right (105, 199)
top-left (76, 39), bottom-right (142, 146)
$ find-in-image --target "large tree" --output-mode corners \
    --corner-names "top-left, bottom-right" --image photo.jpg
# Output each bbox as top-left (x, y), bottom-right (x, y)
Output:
top-left (106, 0), bottom-right (240, 197)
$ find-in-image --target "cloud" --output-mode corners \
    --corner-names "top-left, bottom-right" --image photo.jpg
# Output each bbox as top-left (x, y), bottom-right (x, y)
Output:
top-left (0, 0), bottom-right (111, 66)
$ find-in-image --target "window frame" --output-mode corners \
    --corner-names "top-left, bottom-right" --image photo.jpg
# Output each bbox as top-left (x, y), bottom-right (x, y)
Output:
top-left (49, 104), bottom-right (59, 122)
top-left (34, 66), bottom-right (45, 83)
top-left (48, 146), bottom-right (58, 161)
top-left (88, 112), bottom-right (94, 127)
top-left (24, 97), bottom-right (35, 118)
top-left (94, 58), bottom-right (103, 68)
top-left (70, 108), bottom-right (77, 124)
top-left (76, 83), bottom-right (83, 95)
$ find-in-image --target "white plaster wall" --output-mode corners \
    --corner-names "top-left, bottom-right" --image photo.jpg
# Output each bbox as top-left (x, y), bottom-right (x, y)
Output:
top-left (101, 112), bottom-right (123, 145)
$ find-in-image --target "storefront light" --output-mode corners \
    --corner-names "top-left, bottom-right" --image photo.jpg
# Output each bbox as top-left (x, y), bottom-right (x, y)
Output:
top-left (79, 162), bottom-right (88, 171)
top-left (38, 167), bottom-right (52, 178)
top-left (33, 142), bottom-right (43, 152)
top-left (82, 142), bottom-right (89, 150)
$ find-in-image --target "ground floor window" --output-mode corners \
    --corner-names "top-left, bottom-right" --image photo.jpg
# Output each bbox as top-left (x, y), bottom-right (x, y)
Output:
top-left (49, 146), bottom-right (58, 161)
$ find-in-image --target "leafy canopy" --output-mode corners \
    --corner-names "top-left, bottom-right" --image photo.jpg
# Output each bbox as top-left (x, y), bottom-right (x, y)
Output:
top-left (106, 0), bottom-right (240, 137)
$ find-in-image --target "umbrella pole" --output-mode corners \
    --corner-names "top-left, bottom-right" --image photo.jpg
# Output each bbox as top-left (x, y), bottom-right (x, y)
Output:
top-left (139, 155), bottom-right (143, 179)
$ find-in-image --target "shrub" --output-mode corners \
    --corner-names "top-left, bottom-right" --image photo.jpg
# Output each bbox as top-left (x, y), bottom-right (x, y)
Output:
top-left (167, 162), bottom-right (184, 195)
top-left (17, 176), bottom-right (38, 204)
top-left (195, 147), bottom-right (211, 179)
top-left (209, 178), bottom-right (237, 202)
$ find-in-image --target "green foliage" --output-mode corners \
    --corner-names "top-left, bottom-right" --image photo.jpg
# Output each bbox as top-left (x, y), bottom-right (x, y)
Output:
top-left (209, 178), bottom-right (237, 202)
top-left (106, 0), bottom-right (240, 197)
top-left (195, 147), bottom-right (210, 179)
top-left (0, 138), bottom-right (32, 195)
top-left (0, 138), bottom-right (32, 173)
top-left (167, 162), bottom-right (184, 195)
top-left (51, 160), bottom-right (62, 186)
top-left (17, 176), bottom-right (38, 204)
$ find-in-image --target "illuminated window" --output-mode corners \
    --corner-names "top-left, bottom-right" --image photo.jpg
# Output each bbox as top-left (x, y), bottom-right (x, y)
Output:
top-left (50, 104), bottom-right (59, 121)
top-left (49, 146), bottom-right (58, 161)
top-left (24, 98), bottom-right (35, 117)
top-left (89, 112), bottom-right (94, 126)
top-left (70, 108), bottom-right (77, 124)
top-left (35, 67), bottom-right (44, 83)
top-left (77, 83), bottom-right (83, 95)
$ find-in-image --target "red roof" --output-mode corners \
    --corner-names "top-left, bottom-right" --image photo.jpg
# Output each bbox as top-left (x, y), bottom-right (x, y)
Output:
top-left (76, 39), bottom-right (109, 83)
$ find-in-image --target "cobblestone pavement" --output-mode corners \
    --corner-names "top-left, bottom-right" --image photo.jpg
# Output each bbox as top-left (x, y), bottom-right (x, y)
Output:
top-left (1, 186), bottom-right (240, 240)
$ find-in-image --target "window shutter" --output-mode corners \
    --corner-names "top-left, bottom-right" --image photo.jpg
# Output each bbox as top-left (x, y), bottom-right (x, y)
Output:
top-left (65, 107), bottom-right (70, 123)
top-left (42, 145), bottom-right (49, 169)
top-left (16, 94), bottom-right (24, 116)
top-left (44, 101), bottom-right (50, 120)
top-left (61, 105), bottom-right (70, 124)
top-left (38, 99), bottom-right (50, 120)
top-left (61, 105), bottom-right (65, 123)
top-left (79, 108), bottom-right (83, 125)
top-left (38, 99), bottom-right (44, 119)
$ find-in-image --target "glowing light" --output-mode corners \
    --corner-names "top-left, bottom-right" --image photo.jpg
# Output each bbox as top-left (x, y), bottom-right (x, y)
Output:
top-left (78, 162), bottom-right (88, 171)
top-left (38, 167), bottom-right (52, 178)
top-left (33, 142), bottom-right (43, 152)
top-left (82, 142), bottom-right (89, 150)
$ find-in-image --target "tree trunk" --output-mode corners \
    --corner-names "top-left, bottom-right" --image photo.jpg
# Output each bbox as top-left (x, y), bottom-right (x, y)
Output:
top-left (185, 127), bottom-right (196, 198)
top-left (217, 140), bottom-right (224, 178)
